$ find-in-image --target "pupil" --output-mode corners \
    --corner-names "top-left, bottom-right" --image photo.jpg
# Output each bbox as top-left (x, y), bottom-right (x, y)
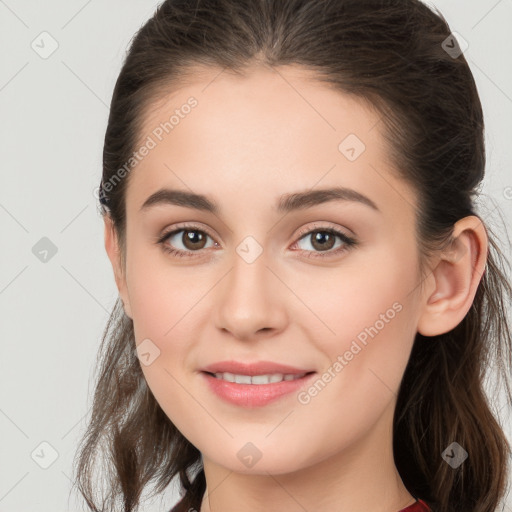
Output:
top-left (185, 230), bottom-right (205, 248)
top-left (313, 231), bottom-right (334, 251)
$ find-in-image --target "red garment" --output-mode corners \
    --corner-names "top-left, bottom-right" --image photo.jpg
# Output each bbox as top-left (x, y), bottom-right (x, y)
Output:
top-left (399, 499), bottom-right (430, 511)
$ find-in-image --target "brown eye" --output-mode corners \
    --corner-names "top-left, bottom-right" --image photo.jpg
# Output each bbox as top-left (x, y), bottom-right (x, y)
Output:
top-left (158, 224), bottom-right (357, 260)
top-left (293, 226), bottom-right (358, 259)
top-left (159, 226), bottom-right (216, 257)
top-left (309, 230), bottom-right (336, 252)
top-left (181, 230), bottom-right (208, 250)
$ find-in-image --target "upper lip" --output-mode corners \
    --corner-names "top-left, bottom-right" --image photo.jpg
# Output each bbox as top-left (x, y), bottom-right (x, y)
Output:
top-left (201, 360), bottom-right (315, 376)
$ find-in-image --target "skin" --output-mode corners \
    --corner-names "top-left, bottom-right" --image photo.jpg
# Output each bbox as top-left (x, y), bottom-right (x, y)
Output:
top-left (104, 64), bottom-right (488, 512)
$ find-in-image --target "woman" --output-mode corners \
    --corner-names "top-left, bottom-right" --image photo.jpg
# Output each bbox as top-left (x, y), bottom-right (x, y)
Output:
top-left (73, 1), bottom-right (512, 511)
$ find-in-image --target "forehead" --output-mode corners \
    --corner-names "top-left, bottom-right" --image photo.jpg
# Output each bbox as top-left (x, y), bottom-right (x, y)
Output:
top-left (127, 64), bottom-right (416, 221)
top-left (138, 63), bottom-right (385, 151)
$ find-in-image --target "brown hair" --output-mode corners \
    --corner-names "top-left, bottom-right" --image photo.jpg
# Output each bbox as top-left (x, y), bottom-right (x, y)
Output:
top-left (72, 1), bottom-right (512, 511)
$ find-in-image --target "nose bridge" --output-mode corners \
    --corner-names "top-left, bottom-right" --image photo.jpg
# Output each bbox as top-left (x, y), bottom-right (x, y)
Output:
top-left (213, 237), bottom-right (287, 339)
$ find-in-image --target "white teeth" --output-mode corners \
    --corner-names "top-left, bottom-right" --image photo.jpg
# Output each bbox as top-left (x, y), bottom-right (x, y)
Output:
top-left (213, 372), bottom-right (306, 384)
top-left (234, 374), bottom-right (252, 384)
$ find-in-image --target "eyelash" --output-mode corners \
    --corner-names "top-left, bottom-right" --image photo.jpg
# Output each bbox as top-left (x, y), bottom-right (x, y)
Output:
top-left (156, 223), bottom-right (358, 260)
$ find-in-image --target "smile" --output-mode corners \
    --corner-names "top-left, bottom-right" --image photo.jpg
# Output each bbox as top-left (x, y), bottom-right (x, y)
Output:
top-left (201, 371), bottom-right (316, 407)
top-left (209, 372), bottom-right (308, 384)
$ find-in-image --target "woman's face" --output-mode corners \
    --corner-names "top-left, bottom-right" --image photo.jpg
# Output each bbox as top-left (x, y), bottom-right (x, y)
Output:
top-left (108, 64), bottom-right (429, 475)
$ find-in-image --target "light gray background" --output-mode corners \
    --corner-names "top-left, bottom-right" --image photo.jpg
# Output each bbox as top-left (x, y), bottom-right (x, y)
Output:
top-left (1, 1), bottom-right (511, 511)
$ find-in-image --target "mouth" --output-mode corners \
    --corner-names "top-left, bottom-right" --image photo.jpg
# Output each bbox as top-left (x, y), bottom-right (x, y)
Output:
top-left (203, 371), bottom-right (315, 384)
top-left (200, 370), bottom-right (317, 407)
top-left (200, 359), bottom-right (315, 377)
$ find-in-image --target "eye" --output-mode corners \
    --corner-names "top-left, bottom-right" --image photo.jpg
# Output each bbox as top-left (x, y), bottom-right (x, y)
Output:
top-left (156, 223), bottom-right (358, 260)
top-left (291, 224), bottom-right (358, 259)
top-left (157, 224), bottom-right (217, 259)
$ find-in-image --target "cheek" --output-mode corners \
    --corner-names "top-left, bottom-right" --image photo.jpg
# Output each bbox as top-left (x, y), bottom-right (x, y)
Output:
top-left (307, 243), bottom-right (418, 337)
top-left (127, 255), bottom-right (204, 428)
top-left (126, 242), bottom-right (204, 339)
top-left (302, 243), bottom-right (421, 392)
top-left (290, 277), bottom-right (419, 461)
top-left (125, 248), bottom-right (209, 403)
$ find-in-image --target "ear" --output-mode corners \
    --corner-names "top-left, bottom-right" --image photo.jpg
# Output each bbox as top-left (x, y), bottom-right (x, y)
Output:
top-left (103, 215), bottom-right (133, 319)
top-left (417, 215), bottom-right (488, 337)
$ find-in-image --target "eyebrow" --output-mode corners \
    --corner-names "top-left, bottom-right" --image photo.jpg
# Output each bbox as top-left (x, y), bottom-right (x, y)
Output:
top-left (140, 186), bottom-right (380, 214)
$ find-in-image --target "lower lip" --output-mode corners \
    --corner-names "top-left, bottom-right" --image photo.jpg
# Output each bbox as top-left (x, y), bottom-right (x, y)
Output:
top-left (201, 371), bottom-right (316, 407)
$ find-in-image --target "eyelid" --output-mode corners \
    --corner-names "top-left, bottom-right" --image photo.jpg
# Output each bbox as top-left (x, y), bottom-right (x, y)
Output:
top-left (158, 221), bottom-right (217, 242)
top-left (294, 221), bottom-right (354, 240)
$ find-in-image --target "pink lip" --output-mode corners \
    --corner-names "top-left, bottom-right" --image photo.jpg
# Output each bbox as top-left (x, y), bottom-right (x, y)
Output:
top-left (200, 360), bottom-right (314, 376)
top-left (201, 371), bottom-right (316, 407)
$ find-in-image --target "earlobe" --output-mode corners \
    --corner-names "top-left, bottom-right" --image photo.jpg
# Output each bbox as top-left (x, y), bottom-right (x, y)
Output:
top-left (103, 215), bottom-right (133, 319)
top-left (417, 216), bottom-right (488, 337)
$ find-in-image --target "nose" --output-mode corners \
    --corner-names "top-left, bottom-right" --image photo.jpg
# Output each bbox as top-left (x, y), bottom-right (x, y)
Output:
top-left (213, 249), bottom-right (288, 341)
